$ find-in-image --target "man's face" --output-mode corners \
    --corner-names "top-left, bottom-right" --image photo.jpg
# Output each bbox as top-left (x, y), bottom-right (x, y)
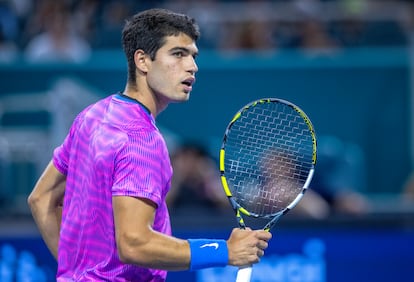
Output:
top-left (146, 33), bottom-right (199, 106)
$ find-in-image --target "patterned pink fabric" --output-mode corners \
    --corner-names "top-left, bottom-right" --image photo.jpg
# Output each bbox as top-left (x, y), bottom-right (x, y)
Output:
top-left (53, 94), bottom-right (172, 281)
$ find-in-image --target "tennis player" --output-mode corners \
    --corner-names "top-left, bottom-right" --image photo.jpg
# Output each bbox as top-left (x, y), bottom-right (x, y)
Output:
top-left (27, 8), bottom-right (271, 281)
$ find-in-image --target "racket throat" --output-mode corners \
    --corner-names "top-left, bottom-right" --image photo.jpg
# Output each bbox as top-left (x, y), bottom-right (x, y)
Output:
top-left (229, 198), bottom-right (247, 229)
top-left (235, 209), bottom-right (247, 229)
top-left (263, 214), bottom-right (282, 231)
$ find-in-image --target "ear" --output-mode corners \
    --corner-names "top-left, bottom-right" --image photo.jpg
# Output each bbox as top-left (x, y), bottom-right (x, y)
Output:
top-left (134, 49), bottom-right (149, 73)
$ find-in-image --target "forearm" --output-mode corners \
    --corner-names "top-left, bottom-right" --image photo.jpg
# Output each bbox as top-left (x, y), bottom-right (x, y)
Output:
top-left (29, 200), bottom-right (62, 259)
top-left (118, 228), bottom-right (191, 270)
top-left (28, 161), bottom-right (66, 260)
top-left (118, 228), bottom-right (230, 271)
top-left (114, 196), bottom-right (230, 270)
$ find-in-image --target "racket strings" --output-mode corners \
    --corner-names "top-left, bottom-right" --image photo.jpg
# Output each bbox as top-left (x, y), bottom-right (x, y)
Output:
top-left (224, 102), bottom-right (314, 216)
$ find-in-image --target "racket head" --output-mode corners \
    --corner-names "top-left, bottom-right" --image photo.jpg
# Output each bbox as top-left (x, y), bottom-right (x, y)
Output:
top-left (220, 98), bottom-right (317, 220)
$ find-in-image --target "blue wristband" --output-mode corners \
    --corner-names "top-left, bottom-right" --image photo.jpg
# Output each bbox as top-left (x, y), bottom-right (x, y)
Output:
top-left (188, 239), bottom-right (229, 271)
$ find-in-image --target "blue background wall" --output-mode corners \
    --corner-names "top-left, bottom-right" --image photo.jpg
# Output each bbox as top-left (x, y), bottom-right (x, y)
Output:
top-left (1, 219), bottom-right (413, 282)
top-left (0, 48), bottom-right (412, 282)
top-left (0, 48), bottom-right (410, 195)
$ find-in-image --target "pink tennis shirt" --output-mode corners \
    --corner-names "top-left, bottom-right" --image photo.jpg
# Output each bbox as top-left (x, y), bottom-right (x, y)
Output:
top-left (53, 93), bottom-right (172, 281)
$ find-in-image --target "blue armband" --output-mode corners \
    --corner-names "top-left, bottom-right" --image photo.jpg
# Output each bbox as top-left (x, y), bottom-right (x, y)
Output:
top-left (188, 239), bottom-right (229, 271)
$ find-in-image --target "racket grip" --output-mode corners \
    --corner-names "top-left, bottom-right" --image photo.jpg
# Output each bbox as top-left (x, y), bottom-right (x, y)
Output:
top-left (236, 265), bottom-right (252, 282)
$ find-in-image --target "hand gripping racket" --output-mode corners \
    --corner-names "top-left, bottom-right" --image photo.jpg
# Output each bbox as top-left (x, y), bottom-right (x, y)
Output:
top-left (219, 98), bottom-right (317, 282)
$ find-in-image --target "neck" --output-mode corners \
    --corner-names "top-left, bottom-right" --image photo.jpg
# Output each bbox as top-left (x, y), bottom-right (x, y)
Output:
top-left (122, 85), bottom-right (158, 117)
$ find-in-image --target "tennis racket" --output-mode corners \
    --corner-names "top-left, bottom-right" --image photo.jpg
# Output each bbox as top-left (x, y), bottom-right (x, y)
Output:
top-left (219, 98), bottom-right (317, 282)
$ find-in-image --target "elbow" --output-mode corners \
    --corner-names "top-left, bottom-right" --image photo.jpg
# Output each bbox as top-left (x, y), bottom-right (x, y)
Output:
top-left (118, 249), bottom-right (135, 265)
top-left (27, 192), bottom-right (39, 211)
top-left (117, 242), bottom-right (134, 264)
top-left (117, 233), bottom-right (149, 265)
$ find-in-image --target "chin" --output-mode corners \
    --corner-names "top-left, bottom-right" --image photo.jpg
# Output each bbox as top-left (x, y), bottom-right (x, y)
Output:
top-left (177, 92), bottom-right (190, 102)
top-left (173, 93), bottom-right (190, 103)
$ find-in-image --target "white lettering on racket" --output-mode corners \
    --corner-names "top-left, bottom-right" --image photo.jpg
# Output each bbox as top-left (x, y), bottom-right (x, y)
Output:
top-left (200, 243), bottom-right (219, 250)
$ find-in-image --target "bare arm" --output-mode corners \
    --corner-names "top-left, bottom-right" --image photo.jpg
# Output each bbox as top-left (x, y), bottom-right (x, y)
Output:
top-left (113, 196), bottom-right (272, 270)
top-left (113, 196), bottom-right (191, 270)
top-left (27, 160), bottom-right (66, 260)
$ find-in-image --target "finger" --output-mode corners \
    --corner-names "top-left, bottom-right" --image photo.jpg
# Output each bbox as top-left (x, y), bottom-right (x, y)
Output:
top-left (257, 249), bottom-right (264, 257)
top-left (249, 253), bottom-right (260, 264)
top-left (257, 240), bottom-right (268, 250)
top-left (257, 230), bottom-right (272, 240)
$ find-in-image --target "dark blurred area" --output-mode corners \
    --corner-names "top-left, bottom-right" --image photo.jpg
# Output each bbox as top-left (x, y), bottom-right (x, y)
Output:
top-left (0, 0), bottom-right (412, 59)
top-left (1, 1), bottom-right (414, 281)
top-left (0, 0), bottom-right (411, 209)
top-left (2, 0), bottom-right (412, 214)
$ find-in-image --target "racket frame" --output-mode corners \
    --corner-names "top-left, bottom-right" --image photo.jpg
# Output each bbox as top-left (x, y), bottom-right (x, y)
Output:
top-left (219, 97), bottom-right (317, 231)
top-left (219, 98), bottom-right (317, 282)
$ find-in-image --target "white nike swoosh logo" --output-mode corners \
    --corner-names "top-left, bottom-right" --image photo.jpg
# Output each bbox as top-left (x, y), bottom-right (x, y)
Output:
top-left (200, 243), bottom-right (219, 250)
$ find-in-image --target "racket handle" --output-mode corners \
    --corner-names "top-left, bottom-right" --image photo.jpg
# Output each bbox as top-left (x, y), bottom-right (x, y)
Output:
top-left (236, 265), bottom-right (252, 282)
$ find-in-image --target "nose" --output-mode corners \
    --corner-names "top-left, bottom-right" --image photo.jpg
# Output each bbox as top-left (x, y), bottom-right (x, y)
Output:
top-left (188, 56), bottom-right (198, 75)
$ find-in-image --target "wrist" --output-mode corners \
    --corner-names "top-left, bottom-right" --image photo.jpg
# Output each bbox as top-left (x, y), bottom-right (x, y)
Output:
top-left (188, 239), bottom-right (228, 271)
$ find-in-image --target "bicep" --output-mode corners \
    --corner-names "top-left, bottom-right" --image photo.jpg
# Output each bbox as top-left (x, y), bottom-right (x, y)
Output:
top-left (29, 160), bottom-right (66, 207)
top-left (112, 196), bottom-right (190, 269)
top-left (112, 196), bottom-right (157, 262)
top-left (113, 196), bottom-right (157, 239)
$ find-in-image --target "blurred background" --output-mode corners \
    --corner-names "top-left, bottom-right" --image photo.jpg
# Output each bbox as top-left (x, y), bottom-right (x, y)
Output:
top-left (0, 0), bottom-right (414, 281)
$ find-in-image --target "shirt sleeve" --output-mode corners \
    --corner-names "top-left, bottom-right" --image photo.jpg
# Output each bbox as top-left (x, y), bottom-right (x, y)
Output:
top-left (52, 115), bottom-right (82, 175)
top-left (112, 130), bottom-right (169, 208)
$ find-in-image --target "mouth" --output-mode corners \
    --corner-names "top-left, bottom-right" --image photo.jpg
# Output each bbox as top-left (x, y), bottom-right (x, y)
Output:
top-left (182, 77), bottom-right (195, 92)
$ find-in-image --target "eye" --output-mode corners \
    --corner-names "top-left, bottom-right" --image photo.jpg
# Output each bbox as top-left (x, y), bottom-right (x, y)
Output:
top-left (173, 51), bottom-right (184, 58)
